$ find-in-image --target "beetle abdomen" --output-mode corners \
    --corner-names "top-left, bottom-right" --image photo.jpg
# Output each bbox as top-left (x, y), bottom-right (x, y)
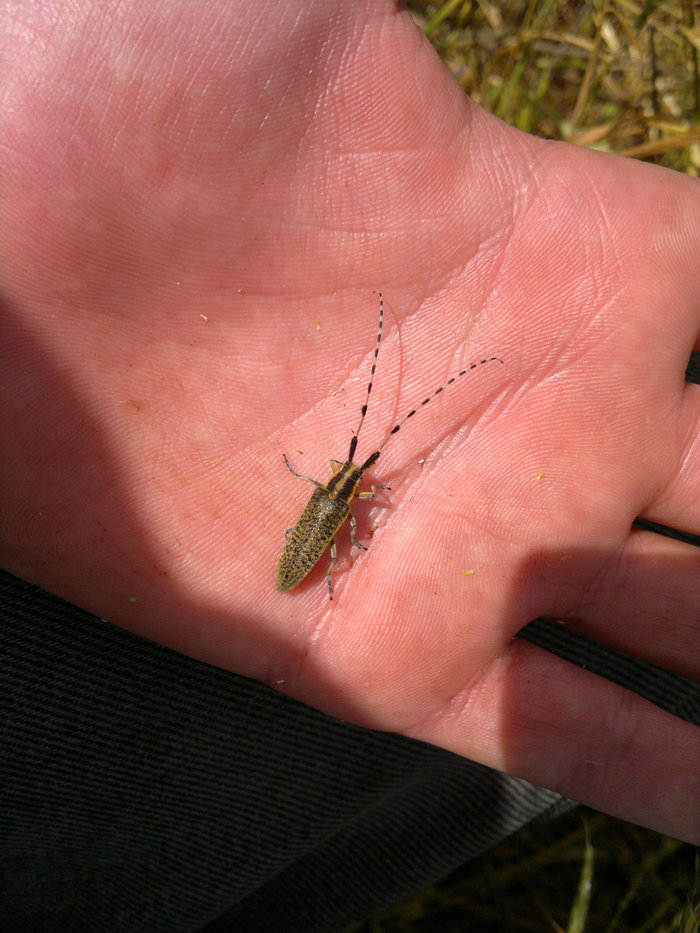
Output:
top-left (276, 488), bottom-right (350, 592)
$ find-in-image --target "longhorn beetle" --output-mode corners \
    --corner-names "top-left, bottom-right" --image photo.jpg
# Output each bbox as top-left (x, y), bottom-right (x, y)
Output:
top-left (276, 292), bottom-right (502, 598)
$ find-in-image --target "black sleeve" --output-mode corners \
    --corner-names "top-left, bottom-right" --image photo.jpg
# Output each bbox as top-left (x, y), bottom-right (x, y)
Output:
top-left (2, 567), bottom-right (698, 933)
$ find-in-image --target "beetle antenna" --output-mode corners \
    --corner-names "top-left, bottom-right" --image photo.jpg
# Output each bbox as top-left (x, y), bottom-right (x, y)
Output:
top-left (360, 356), bottom-right (503, 470)
top-left (348, 290), bottom-right (384, 462)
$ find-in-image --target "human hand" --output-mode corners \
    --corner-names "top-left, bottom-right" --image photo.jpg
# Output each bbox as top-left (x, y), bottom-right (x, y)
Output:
top-left (2, 0), bottom-right (698, 841)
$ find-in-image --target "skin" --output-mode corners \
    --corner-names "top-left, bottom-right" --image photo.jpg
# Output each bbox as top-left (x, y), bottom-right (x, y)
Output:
top-left (1, 0), bottom-right (698, 843)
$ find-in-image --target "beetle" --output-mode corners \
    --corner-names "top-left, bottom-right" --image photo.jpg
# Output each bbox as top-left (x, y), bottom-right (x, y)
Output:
top-left (276, 293), bottom-right (501, 598)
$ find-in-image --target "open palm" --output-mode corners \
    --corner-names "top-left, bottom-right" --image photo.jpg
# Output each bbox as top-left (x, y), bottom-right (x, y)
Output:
top-left (2, 0), bottom-right (698, 842)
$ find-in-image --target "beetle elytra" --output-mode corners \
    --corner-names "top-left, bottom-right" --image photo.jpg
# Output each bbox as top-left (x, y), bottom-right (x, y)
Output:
top-left (275, 293), bottom-right (502, 598)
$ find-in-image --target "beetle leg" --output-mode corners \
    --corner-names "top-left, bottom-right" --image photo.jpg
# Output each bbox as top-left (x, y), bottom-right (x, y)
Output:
top-left (327, 539), bottom-right (337, 599)
top-left (282, 454), bottom-right (323, 487)
top-left (348, 510), bottom-right (368, 551)
top-left (356, 483), bottom-right (391, 499)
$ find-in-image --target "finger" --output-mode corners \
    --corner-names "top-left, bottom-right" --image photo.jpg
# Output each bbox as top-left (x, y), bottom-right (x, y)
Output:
top-left (553, 527), bottom-right (700, 680)
top-left (642, 381), bottom-right (700, 534)
top-left (414, 638), bottom-right (700, 844)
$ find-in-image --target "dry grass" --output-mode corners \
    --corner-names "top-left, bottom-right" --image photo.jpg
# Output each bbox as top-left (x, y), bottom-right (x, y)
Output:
top-left (409, 0), bottom-right (700, 173)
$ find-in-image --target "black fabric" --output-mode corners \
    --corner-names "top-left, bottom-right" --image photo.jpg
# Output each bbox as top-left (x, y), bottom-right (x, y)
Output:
top-left (3, 353), bottom-right (699, 932)
top-left (2, 571), bottom-right (699, 933)
top-left (1, 570), bottom-right (571, 932)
